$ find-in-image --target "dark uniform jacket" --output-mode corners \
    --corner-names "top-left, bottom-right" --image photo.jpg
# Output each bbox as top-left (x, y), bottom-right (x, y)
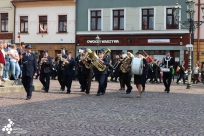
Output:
top-left (79, 60), bottom-right (92, 74)
top-left (94, 57), bottom-right (109, 75)
top-left (55, 54), bottom-right (67, 71)
top-left (40, 56), bottom-right (52, 74)
top-left (64, 57), bottom-right (76, 75)
top-left (22, 53), bottom-right (37, 77)
top-left (142, 58), bottom-right (149, 75)
top-left (162, 57), bottom-right (175, 72)
top-left (179, 64), bottom-right (185, 73)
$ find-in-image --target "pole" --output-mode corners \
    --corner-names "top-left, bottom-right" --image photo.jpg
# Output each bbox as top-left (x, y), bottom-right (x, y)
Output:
top-left (187, 46), bottom-right (192, 89)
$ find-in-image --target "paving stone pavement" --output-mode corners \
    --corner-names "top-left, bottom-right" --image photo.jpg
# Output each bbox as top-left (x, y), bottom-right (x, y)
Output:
top-left (0, 79), bottom-right (204, 136)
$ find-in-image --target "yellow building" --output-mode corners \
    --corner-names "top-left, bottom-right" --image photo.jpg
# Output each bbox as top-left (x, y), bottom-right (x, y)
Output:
top-left (0, 0), bottom-right (14, 43)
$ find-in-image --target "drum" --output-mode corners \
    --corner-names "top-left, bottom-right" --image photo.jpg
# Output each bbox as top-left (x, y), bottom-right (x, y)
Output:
top-left (131, 58), bottom-right (143, 75)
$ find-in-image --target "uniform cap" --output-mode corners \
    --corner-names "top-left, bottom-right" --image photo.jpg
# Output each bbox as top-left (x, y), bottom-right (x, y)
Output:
top-left (25, 44), bottom-right (32, 49)
top-left (61, 47), bottom-right (66, 50)
top-left (66, 52), bottom-right (71, 55)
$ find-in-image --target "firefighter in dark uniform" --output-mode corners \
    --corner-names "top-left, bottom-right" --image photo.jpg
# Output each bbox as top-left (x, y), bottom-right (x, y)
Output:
top-left (63, 52), bottom-right (75, 94)
top-left (79, 49), bottom-right (93, 94)
top-left (118, 52), bottom-right (125, 90)
top-left (56, 47), bottom-right (67, 91)
top-left (22, 44), bottom-right (37, 100)
top-left (162, 50), bottom-right (175, 93)
top-left (94, 49), bottom-right (109, 96)
top-left (39, 50), bottom-right (52, 93)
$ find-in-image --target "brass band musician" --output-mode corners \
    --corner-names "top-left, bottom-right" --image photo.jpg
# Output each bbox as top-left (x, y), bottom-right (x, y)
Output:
top-left (55, 47), bottom-right (67, 91)
top-left (39, 50), bottom-right (52, 93)
top-left (79, 48), bottom-right (93, 94)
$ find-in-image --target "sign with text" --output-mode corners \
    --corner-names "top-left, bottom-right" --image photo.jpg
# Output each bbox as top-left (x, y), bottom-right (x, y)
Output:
top-left (148, 39), bottom-right (170, 43)
top-left (85, 39), bottom-right (122, 45)
top-left (0, 33), bottom-right (13, 39)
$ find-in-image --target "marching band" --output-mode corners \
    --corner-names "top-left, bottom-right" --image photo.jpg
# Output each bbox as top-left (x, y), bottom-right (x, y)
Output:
top-left (21, 45), bottom-right (177, 100)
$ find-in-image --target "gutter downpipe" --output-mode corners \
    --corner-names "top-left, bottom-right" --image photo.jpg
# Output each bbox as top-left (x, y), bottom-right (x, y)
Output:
top-left (11, 2), bottom-right (16, 44)
top-left (197, 0), bottom-right (201, 64)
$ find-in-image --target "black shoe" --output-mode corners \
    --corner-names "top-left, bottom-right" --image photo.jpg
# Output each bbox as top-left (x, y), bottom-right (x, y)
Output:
top-left (96, 93), bottom-right (100, 96)
top-left (183, 83), bottom-right (185, 84)
top-left (176, 82), bottom-right (179, 84)
top-left (119, 88), bottom-right (122, 90)
top-left (142, 88), bottom-right (145, 92)
top-left (167, 91), bottom-right (169, 93)
top-left (66, 91), bottom-right (70, 94)
top-left (85, 91), bottom-right (89, 94)
top-left (80, 90), bottom-right (85, 92)
top-left (164, 89), bottom-right (167, 92)
top-left (0, 85), bottom-right (4, 87)
top-left (101, 92), bottom-right (105, 95)
top-left (26, 97), bottom-right (31, 100)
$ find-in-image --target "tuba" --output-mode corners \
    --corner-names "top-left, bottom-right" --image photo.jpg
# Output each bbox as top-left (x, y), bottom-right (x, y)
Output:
top-left (84, 49), bottom-right (92, 69)
top-left (86, 48), bottom-right (111, 72)
top-left (120, 52), bottom-right (134, 73)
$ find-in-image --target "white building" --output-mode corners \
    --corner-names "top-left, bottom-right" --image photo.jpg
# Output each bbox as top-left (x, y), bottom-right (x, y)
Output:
top-left (12, 0), bottom-right (76, 58)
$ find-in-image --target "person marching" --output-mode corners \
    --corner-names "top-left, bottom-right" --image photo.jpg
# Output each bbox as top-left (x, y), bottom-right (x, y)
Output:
top-left (75, 48), bottom-right (85, 88)
top-left (21, 44), bottom-right (37, 100)
top-left (39, 50), bottom-right (52, 93)
top-left (162, 50), bottom-right (175, 93)
top-left (118, 52), bottom-right (125, 90)
top-left (176, 61), bottom-right (185, 84)
top-left (63, 52), bottom-right (75, 94)
top-left (136, 52), bottom-right (149, 92)
top-left (131, 52), bottom-right (147, 97)
top-left (56, 47), bottom-right (67, 91)
top-left (94, 49), bottom-right (109, 96)
top-left (120, 52), bottom-right (133, 94)
top-left (79, 49), bottom-right (93, 94)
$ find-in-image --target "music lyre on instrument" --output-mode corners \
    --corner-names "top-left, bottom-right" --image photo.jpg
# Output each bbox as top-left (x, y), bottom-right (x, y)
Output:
top-left (57, 54), bottom-right (62, 60)
top-left (40, 57), bottom-right (48, 65)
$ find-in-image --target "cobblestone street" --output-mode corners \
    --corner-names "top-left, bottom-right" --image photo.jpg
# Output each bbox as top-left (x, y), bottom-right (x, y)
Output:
top-left (0, 79), bottom-right (204, 136)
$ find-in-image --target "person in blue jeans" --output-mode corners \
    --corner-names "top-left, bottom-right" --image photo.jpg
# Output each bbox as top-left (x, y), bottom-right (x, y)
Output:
top-left (2, 42), bottom-right (10, 80)
top-left (9, 44), bottom-right (20, 80)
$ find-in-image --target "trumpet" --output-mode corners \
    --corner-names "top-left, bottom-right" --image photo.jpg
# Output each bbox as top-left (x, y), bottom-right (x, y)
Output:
top-left (57, 54), bottom-right (62, 60)
top-left (61, 58), bottom-right (68, 66)
top-left (39, 57), bottom-right (48, 65)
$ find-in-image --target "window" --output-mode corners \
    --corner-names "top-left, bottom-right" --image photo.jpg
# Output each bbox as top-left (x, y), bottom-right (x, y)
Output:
top-left (39, 16), bottom-right (47, 33)
top-left (91, 11), bottom-right (101, 30)
top-left (58, 15), bottom-right (67, 32)
top-left (166, 8), bottom-right (178, 29)
top-left (20, 16), bottom-right (28, 33)
top-left (1, 13), bottom-right (8, 32)
top-left (142, 9), bottom-right (154, 30)
top-left (113, 10), bottom-right (124, 30)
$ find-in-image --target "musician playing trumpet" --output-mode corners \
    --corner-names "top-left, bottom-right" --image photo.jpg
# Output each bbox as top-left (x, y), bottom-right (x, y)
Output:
top-left (55, 47), bottom-right (67, 91)
top-left (63, 52), bottom-right (75, 94)
top-left (39, 50), bottom-right (52, 93)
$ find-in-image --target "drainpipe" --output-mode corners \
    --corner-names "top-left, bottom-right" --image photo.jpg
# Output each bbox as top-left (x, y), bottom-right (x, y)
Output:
top-left (11, 2), bottom-right (16, 44)
top-left (75, 0), bottom-right (77, 57)
top-left (197, 0), bottom-right (200, 63)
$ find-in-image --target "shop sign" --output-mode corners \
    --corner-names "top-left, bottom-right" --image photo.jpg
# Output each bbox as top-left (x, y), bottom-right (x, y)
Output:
top-left (0, 33), bottom-right (13, 39)
top-left (148, 39), bottom-right (170, 43)
top-left (86, 40), bottom-right (120, 44)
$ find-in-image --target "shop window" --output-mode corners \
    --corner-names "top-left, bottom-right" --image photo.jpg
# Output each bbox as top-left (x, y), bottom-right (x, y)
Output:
top-left (91, 10), bottom-right (101, 30)
top-left (58, 15), bottom-right (67, 32)
top-left (113, 10), bottom-right (124, 30)
top-left (20, 16), bottom-right (28, 33)
top-left (142, 9), bottom-right (154, 30)
top-left (1, 13), bottom-right (8, 32)
top-left (166, 8), bottom-right (178, 29)
top-left (149, 50), bottom-right (154, 55)
top-left (39, 16), bottom-right (47, 33)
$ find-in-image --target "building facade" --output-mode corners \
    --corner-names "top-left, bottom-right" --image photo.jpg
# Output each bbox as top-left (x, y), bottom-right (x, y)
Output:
top-left (194, 0), bottom-right (204, 66)
top-left (76, 0), bottom-right (190, 66)
top-left (0, 0), bottom-right (14, 43)
top-left (12, 0), bottom-right (76, 58)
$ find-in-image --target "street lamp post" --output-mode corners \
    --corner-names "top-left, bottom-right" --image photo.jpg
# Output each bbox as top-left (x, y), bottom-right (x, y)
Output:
top-left (186, 44), bottom-right (193, 89)
top-left (173, 0), bottom-right (204, 89)
top-left (95, 35), bottom-right (101, 55)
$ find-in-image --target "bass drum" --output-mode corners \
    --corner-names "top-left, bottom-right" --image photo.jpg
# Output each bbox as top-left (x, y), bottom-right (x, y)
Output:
top-left (131, 58), bottom-right (143, 75)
